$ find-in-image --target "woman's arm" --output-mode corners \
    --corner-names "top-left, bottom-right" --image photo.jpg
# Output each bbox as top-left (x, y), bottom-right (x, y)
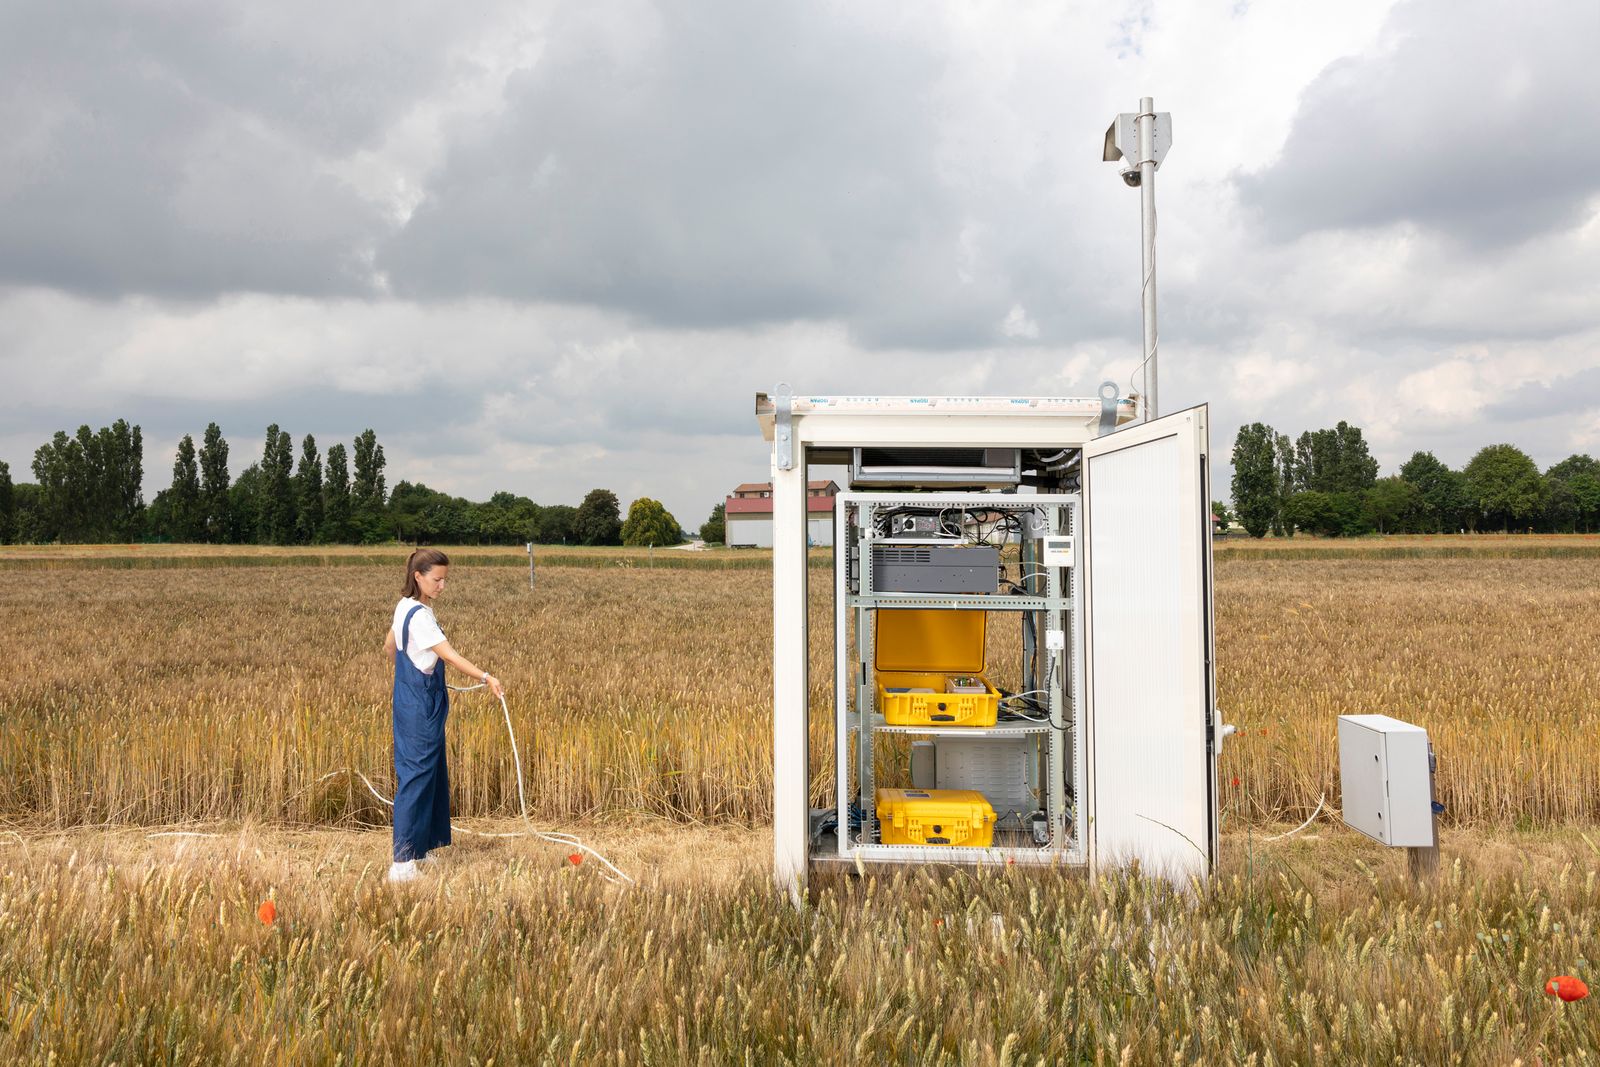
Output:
top-left (383, 628), bottom-right (396, 662)
top-left (431, 640), bottom-right (506, 698)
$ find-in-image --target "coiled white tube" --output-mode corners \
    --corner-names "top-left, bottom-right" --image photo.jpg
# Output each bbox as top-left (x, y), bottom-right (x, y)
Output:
top-left (319, 682), bottom-right (636, 885)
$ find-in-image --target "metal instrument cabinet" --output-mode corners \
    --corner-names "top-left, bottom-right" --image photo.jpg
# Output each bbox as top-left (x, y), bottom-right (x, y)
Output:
top-left (757, 393), bottom-right (1223, 894)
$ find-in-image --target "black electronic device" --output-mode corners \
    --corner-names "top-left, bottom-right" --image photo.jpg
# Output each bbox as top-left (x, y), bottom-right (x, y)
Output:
top-left (871, 543), bottom-right (1000, 594)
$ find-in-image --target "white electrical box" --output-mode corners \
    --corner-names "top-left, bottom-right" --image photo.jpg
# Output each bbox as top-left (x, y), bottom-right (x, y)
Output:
top-left (1041, 536), bottom-right (1074, 567)
top-left (935, 737), bottom-right (1033, 822)
top-left (1338, 715), bottom-right (1434, 847)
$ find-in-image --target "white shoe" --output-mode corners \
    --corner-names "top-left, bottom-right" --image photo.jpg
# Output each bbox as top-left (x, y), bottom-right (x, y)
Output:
top-left (388, 860), bottom-right (422, 883)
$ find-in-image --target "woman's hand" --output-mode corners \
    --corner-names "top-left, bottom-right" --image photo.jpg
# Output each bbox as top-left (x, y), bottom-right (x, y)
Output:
top-left (433, 640), bottom-right (505, 699)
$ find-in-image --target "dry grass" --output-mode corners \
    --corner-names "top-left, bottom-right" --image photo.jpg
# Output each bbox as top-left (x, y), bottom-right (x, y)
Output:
top-left (5, 550), bottom-right (1598, 830)
top-left (0, 543), bottom-right (736, 559)
top-left (4, 546), bottom-right (1600, 1060)
top-left (0, 565), bottom-right (803, 826)
top-left (1217, 556), bottom-right (1600, 826)
top-left (1215, 533), bottom-right (1600, 560)
top-left (0, 542), bottom-right (808, 572)
top-left (4, 823), bottom-right (1600, 1062)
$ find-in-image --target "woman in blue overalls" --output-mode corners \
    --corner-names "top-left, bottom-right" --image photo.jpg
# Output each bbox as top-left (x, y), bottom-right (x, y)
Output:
top-left (383, 548), bottom-right (505, 883)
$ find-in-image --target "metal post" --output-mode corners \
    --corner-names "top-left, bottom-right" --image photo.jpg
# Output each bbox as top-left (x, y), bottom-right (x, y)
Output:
top-left (526, 542), bottom-right (535, 589)
top-left (1408, 743), bottom-right (1441, 880)
top-left (1137, 96), bottom-right (1158, 422)
top-left (771, 441), bottom-right (811, 900)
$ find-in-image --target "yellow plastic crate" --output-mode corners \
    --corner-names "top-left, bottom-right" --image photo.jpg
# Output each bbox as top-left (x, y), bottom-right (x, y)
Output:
top-left (875, 609), bottom-right (999, 727)
top-left (877, 673), bottom-right (999, 726)
top-left (877, 788), bottom-right (997, 847)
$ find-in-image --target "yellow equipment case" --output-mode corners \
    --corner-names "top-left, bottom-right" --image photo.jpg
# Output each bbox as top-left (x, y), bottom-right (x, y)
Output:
top-left (877, 788), bottom-right (997, 847)
top-left (875, 609), bottom-right (1000, 727)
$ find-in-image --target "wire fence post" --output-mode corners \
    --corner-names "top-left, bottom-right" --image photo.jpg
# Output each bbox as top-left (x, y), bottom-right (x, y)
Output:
top-left (1408, 743), bottom-right (1441, 880)
top-left (526, 542), bottom-right (535, 590)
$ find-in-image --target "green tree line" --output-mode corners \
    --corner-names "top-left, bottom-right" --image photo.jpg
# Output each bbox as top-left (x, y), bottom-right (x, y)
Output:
top-left (0, 422), bottom-right (688, 547)
top-left (1229, 420), bottom-right (1600, 537)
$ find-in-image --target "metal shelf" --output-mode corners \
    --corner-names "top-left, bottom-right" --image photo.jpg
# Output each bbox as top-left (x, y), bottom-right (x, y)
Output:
top-left (847, 713), bottom-right (1056, 737)
top-left (879, 719), bottom-right (1058, 737)
top-left (847, 593), bottom-right (1070, 611)
top-left (835, 843), bottom-right (1085, 867)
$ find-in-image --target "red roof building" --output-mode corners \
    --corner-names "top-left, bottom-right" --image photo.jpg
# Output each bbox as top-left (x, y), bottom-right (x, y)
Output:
top-left (725, 480), bottom-right (838, 546)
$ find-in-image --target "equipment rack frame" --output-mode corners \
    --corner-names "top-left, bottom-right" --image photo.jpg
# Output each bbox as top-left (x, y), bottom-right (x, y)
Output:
top-left (831, 491), bottom-right (1087, 869)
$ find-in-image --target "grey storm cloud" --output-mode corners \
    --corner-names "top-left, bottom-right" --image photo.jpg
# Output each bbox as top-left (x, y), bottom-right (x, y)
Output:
top-left (382, 2), bottom-right (944, 328)
top-left (0, 0), bottom-right (1130, 348)
top-left (1483, 367), bottom-right (1600, 424)
top-left (2, 0), bottom-right (1598, 519)
top-left (0, 1), bottom-right (484, 299)
top-left (1236, 0), bottom-right (1600, 247)
top-left (378, 1), bottom-right (1122, 348)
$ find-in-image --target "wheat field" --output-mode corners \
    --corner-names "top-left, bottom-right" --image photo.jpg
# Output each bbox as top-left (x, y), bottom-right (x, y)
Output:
top-left (3, 548), bottom-right (1599, 829)
top-left (3, 545), bottom-right (1600, 1062)
top-left (4, 822), bottom-right (1600, 1062)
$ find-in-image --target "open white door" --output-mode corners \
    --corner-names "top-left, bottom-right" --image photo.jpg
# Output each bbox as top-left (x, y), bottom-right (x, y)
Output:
top-left (1082, 405), bottom-right (1216, 881)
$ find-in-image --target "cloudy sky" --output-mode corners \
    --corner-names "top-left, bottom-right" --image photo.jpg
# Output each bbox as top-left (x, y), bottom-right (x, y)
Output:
top-left (3, 0), bottom-right (1596, 525)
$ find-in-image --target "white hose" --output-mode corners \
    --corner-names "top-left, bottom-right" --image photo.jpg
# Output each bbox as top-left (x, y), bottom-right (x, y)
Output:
top-left (320, 682), bottom-right (636, 885)
top-left (138, 682), bottom-right (635, 883)
top-left (1260, 795), bottom-right (1326, 842)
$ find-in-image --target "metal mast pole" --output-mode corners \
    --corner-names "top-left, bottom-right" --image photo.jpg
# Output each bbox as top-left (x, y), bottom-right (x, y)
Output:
top-left (1105, 98), bottom-right (1169, 425)
top-left (1137, 96), bottom-right (1158, 422)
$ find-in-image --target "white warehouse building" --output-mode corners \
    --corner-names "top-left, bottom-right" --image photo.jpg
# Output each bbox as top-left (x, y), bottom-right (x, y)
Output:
top-left (725, 480), bottom-right (837, 547)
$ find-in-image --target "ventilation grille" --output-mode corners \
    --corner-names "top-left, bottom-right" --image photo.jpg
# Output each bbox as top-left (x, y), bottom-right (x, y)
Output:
top-left (860, 448), bottom-right (998, 467)
top-left (876, 546), bottom-right (932, 564)
top-left (851, 447), bottom-right (1021, 489)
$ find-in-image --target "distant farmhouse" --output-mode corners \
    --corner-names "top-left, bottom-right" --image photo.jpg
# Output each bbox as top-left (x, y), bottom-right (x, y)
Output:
top-left (725, 480), bottom-right (838, 547)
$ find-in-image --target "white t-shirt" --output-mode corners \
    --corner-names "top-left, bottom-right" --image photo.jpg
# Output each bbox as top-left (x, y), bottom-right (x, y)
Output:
top-left (393, 597), bottom-right (447, 674)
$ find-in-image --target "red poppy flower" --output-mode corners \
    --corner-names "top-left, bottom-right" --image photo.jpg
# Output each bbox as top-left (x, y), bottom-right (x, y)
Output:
top-left (1547, 976), bottom-right (1589, 1002)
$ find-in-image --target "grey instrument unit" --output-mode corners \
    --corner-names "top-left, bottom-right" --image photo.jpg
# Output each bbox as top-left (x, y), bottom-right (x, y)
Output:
top-left (870, 542), bottom-right (1001, 594)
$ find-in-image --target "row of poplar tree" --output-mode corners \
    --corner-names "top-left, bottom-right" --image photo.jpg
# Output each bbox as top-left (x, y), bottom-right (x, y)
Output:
top-left (0, 421), bottom-right (684, 547)
top-left (1228, 421), bottom-right (1600, 537)
top-left (0, 422), bottom-right (389, 545)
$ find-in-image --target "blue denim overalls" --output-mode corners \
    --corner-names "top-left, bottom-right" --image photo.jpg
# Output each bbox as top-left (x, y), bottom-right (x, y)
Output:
top-left (393, 604), bottom-right (451, 862)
